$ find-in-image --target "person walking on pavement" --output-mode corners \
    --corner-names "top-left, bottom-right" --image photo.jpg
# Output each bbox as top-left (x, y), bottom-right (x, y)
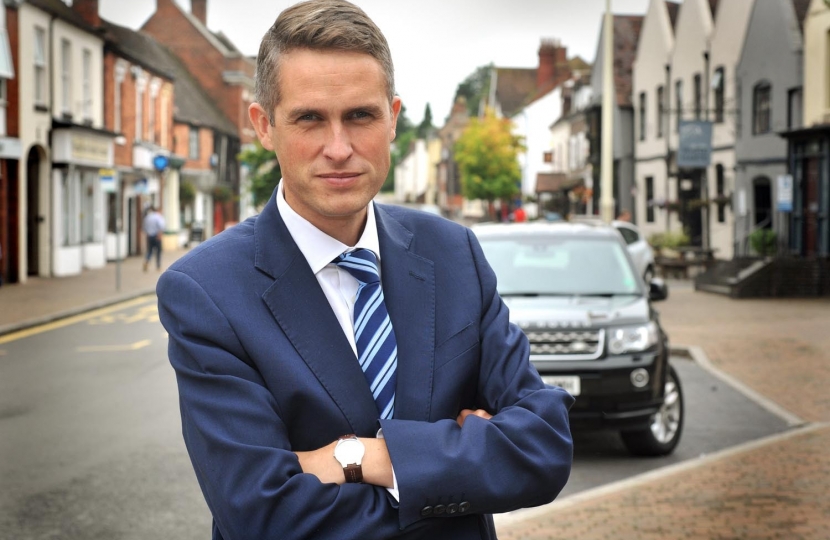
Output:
top-left (156, 1), bottom-right (574, 538)
top-left (142, 206), bottom-right (165, 272)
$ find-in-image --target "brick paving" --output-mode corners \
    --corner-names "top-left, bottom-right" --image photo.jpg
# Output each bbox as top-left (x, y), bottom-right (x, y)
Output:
top-left (2, 258), bottom-right (829, 539)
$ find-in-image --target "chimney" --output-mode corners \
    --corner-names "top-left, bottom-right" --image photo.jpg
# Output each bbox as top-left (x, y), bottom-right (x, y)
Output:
top-left (71, 0), bottom-right (101, 28)
top-left (191, 0), bottom-right (207, 25)
top-left (537, 39), bottom-right (570, 91)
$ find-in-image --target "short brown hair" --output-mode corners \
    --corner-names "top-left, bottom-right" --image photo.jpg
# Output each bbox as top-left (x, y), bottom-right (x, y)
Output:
top-left (254, 0), bottom-right (396, 125)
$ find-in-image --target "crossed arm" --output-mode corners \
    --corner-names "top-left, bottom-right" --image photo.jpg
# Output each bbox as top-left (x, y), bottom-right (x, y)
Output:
top-left (295, 409), bottom-right (494, 487)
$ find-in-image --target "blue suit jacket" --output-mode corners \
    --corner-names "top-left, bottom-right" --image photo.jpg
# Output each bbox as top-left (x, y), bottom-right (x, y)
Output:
top-left (157, 193), bottom-right (573, 540)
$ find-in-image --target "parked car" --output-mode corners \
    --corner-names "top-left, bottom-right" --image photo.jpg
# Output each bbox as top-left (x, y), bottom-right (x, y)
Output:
top-left (613, 221), bottom-right (656, 283)
top-left (567, 215), bottom-right (656, 283)
top-left (473, 221), bottom-right (683, 456)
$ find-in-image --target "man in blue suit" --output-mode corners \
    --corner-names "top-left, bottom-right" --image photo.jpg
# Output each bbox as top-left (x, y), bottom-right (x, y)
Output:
top-left (157, 1), bottom-right (573, 538)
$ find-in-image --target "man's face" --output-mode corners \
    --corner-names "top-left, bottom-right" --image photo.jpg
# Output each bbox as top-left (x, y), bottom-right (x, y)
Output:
top-left (251, 48), bottom-right (400, 237)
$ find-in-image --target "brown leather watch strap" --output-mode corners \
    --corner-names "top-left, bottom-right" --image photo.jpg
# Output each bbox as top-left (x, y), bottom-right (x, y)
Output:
top-left (343, 463), bottom-right (363, 483)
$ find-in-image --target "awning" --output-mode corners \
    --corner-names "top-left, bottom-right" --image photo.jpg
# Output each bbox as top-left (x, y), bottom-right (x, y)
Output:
top-left (535, 172), bottom-right (567, 193)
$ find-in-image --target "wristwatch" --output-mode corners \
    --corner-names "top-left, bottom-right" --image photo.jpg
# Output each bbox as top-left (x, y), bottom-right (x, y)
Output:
top-left (334, 434), bottom-right (365, 483)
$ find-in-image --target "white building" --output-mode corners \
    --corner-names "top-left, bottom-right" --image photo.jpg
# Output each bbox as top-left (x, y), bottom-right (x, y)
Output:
top-left (17, 0), bottom-right (114, 279)
top-left (511, 86), bottom-right (563, 196)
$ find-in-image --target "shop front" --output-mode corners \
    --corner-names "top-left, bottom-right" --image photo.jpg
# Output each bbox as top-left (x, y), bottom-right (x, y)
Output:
top-left (51, 124), bottom-right (116, 276)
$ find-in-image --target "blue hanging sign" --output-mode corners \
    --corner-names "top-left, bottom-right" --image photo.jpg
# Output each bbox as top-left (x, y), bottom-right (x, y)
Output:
top-left (153, 155), bottom-right (169, 171)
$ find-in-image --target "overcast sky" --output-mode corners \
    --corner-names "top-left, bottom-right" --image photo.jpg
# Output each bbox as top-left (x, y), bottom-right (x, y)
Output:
top-left (98, 0), bottom-right (651, 125)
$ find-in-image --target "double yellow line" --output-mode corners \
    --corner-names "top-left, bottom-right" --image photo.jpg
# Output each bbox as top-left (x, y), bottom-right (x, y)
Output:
top-left (0, 295), bottom-right (156, 345)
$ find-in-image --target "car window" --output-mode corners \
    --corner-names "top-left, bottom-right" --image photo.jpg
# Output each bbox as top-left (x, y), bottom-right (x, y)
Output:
top-left (479, 235), bottom-right (639, 296)
top-left (616, 226), bottom-right (639, 245)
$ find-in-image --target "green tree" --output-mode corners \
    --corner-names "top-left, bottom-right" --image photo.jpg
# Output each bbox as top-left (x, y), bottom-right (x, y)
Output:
top-left (454, 64), bottom-right (493, 117)
top-left (454, 108), bottom-right (524, 216)
top-left (238, 140), bottom-right (281, 208)
top-left (416, 103), bottom-right (434, 138)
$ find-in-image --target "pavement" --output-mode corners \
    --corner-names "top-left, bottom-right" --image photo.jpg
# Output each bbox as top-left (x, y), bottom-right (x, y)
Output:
top-left (2, 252), bottom-right (829, 539)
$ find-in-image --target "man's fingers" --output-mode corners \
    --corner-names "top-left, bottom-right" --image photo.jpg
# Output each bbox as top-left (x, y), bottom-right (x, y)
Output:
top-left (456, 408), bottom-right (493, 427)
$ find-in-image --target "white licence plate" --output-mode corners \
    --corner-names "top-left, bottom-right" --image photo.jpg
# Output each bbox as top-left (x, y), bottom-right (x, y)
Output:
top-left (542, 376), bottom-right (581, 396)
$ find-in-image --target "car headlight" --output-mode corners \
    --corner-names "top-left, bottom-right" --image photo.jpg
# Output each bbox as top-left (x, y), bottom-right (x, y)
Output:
top-left (607, 322), bottom-right (659, 355)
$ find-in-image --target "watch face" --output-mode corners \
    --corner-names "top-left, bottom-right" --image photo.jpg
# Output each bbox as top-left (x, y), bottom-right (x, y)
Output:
top-left (334, 438), bottom-right (365, 466)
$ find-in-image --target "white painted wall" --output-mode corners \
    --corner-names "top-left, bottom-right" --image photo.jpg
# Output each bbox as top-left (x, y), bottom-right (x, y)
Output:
top-left (512, 86), bottom-right (562, 195)
top-left (394, 139), bottom-right (429, 203)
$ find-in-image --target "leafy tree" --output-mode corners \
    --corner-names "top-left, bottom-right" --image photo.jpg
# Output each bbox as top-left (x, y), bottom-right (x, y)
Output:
top-left (454, 64), bottom-right (493, 118)
top-left (454, 108), bottom-right (524, 215)
top-left (238, 140), bottom-right (281, 208)
top-left (416, 103), bottom-right (434, 138)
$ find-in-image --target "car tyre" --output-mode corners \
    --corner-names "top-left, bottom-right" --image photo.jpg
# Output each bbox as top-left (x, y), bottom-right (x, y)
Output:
top-left (620, 364), bottom-right (684, 456)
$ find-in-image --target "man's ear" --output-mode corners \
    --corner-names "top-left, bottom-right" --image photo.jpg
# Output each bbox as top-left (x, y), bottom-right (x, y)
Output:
top-left (249, 103), bottom-right (275, 150)
top-left (390, 96), bottom-right (402, 142)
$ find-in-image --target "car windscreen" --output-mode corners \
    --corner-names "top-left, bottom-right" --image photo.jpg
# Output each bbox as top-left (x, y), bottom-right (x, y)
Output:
top-left (478, 234), bottom-right (641, 296)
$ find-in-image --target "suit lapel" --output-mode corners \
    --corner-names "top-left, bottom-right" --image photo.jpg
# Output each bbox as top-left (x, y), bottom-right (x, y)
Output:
top-left (375, 205), bottom-right (436, 423)
top-left (255, 195), bottom-right (379, 436)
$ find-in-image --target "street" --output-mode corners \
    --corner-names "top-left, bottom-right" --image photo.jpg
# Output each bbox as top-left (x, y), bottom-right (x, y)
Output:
top-left (0, 296), bottom-right (794, 539)
top-left (0, 297), bottom-right (210, 540)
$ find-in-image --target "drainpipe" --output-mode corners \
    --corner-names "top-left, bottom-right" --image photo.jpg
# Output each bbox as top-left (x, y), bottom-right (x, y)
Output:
top-left (703, 49), bottom-right (711, 251)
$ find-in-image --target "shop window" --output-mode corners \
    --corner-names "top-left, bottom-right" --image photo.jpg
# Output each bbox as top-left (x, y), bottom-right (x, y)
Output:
top-left (189, 127), bottom-right (200, 159)
top-left (693, 73), bottom-right (702, 120)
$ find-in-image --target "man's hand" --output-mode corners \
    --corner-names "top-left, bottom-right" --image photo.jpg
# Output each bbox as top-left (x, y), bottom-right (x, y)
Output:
top-left (457, 408), bottom-right (493, 427)
top-left (295, 438), bottom-right (393, 488)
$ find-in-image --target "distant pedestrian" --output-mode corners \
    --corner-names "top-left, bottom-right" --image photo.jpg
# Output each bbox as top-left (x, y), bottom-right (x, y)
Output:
top-left (142, 206), bottom-right (165, 272)
top-left (617, 209), bottom-right (632, 222)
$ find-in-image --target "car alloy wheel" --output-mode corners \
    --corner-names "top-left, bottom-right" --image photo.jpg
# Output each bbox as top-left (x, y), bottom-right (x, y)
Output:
top-left (620, 364), bottom-right (684, 456)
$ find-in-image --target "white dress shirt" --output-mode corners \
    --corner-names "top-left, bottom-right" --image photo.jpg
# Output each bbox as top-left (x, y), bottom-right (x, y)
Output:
top-left (276, 182), bottom-right (399, 499)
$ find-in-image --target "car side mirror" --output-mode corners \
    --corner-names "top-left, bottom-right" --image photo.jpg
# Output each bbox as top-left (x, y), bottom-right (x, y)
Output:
top-left (649, 278), bottom-right (669, 302)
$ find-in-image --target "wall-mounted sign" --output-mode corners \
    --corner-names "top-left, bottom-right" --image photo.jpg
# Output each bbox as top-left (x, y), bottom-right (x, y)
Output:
top-left (677, 120), bottom-right (713, 169)
top-left (99, 168), bottom-right (116, 193)
top-left (777, 174), bottom-right (793, 213)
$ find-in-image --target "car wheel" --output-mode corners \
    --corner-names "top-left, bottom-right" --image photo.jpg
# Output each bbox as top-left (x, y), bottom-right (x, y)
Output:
top-left (643, 265), bottom-right (655, 284)
top-left (620, 364), bottom-right (684, 456)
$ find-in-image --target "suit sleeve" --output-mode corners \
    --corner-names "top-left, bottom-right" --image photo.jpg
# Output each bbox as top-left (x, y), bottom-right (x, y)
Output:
top-left (379, 228), bottom-right (575, 529)
top-left (158, 269), bottom-right (427, 540)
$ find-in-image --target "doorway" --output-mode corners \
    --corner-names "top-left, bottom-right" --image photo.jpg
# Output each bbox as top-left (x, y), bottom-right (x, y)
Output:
top-left (753, 177), bottom-right (772, 229)
top-left (26, 148), bottom-right (41, 276)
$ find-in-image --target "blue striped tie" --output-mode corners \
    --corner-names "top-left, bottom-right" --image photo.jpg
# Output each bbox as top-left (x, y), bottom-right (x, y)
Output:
top-left (334, 249), bottom-right (397, 420)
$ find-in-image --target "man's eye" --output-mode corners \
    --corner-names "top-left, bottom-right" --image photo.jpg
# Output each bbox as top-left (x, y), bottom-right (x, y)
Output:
top-left (351, 111), bottom-right (372, 120)
top-left (298, 114), bottom-right (318, 122)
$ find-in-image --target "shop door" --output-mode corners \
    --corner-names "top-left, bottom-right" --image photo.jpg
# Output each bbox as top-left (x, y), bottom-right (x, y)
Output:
top-left (6, 160), bottom-right (19, 283)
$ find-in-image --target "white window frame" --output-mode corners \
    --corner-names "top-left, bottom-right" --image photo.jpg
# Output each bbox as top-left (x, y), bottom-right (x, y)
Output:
top-left (114, 60), bottom-right (127, 133)
top-left (135, 69), bottom-right (146, 141)
top-left (34, 26), bottom-right (46, 106)
top-left (82, 48), bottom-right (92, 121)
top-left (61, 38), bottom-right (72, 115)
top-left (189, 126), bottom-right (200, 159)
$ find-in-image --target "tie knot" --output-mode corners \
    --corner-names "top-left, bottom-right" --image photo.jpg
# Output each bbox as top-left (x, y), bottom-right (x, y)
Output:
top-left (334, 249), bottom-right (380, 285)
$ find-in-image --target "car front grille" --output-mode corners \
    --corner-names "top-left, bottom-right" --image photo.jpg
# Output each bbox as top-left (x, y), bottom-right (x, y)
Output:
top-left (525, 329), bottom-right (604, 360)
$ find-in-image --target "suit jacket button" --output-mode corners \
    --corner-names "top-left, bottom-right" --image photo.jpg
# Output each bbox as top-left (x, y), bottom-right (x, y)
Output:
top-left (433, 504), bottom-right (446, 515)
top-left (459, 501), bottom-right (471, 513)
top-left (447, 503), bottom-right (459, 514)
top-left (420, 506), bottom-right (433, 517)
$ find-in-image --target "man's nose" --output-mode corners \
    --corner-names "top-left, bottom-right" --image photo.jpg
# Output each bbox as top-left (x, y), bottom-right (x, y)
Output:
top-left (323, 124), bottom-right (353, 162)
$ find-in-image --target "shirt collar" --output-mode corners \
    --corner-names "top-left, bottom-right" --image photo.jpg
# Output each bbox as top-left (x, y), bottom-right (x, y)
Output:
top-left (276, 181), bottom-right (381, 275)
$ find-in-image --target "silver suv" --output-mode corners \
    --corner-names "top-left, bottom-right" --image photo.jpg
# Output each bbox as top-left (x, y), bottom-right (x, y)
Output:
top-left (473, 221), bottom-right (683, 456)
